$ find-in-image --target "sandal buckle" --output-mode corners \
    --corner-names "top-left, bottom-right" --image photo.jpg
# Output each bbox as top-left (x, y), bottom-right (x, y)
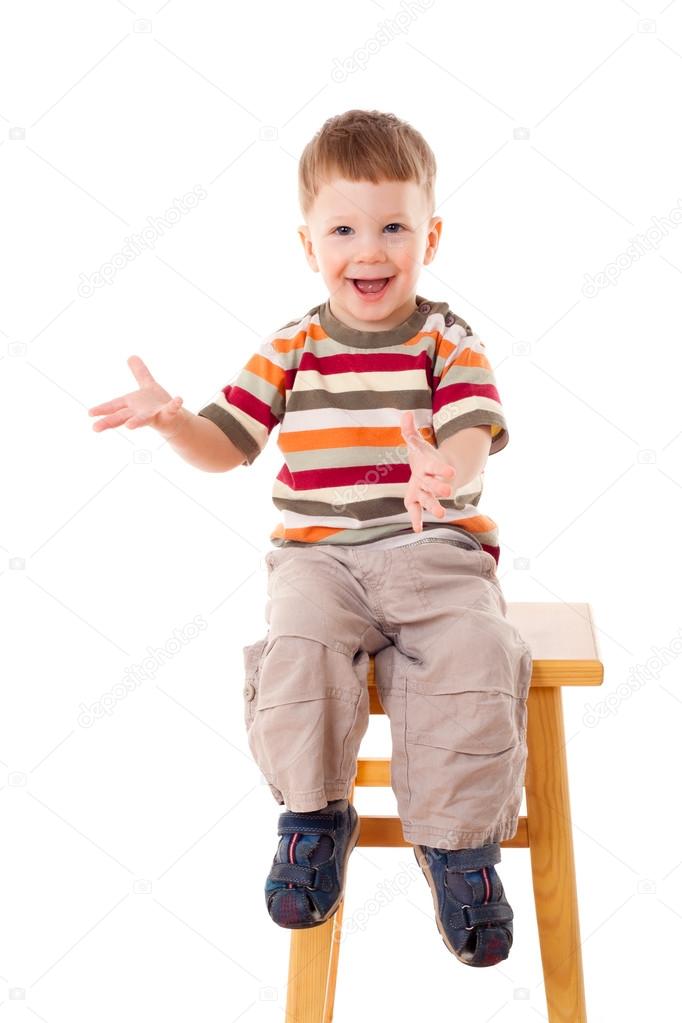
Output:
top-left (460, 904), bottom-right (474, 930)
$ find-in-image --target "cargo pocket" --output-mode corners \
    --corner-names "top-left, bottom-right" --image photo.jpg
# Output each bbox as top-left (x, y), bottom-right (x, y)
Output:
top-left (407, 685), bottom-right (526, 754)
top-left (402, 622), bottom-right (532, 828)
top-left (242, 636), bottom-right (268, 730)
top-left (404, 686), bottom-right (528, 829)
top-left (405, 615), bottom-right (532, 753)
top-left (246, 635), bottom-right (366, 800)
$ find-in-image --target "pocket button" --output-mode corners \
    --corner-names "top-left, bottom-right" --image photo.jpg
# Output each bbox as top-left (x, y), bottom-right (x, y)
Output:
top-left (244, 682), bottom-right (256, 701)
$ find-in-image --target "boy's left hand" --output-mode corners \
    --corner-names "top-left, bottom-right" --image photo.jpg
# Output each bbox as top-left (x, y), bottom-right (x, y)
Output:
top-left (400, 411), bottom-right (456, 533)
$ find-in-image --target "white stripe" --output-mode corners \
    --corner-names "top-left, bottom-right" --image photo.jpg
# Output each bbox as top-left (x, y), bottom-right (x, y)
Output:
top-left (433, 395), bottom-right (501, 432)
top-left (277, 505), bottom-right (479, 530)
top-left (280, 406), bottom-right (433, 433)
top-left (273, 478), bottom-right (482, 503)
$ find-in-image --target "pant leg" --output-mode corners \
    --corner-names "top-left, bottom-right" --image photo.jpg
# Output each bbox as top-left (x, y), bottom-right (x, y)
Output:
top-left (372, 542), bottom-right (533, 849)
top-left (241, 546), bottom-right (390, 812)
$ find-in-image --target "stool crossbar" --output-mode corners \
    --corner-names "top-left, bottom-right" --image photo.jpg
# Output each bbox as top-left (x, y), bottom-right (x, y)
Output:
top-left (284, 601), bottom-right (604, 1023)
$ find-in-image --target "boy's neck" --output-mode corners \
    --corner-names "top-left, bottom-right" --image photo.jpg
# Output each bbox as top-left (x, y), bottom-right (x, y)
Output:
top-left (328, 292), bottom-right (420, 333)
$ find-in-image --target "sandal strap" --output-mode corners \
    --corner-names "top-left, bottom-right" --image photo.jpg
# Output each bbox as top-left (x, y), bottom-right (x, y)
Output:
top-left (268, 862), bottom-right (335, 892)
top-left (277, 812), bottom-right (336, 835)
top-left (269, 863), bottom-right (315, 885)
top-left (444, 843), bottom-right (501, 872)
top-left (448, 901), bottom-right (514, 931)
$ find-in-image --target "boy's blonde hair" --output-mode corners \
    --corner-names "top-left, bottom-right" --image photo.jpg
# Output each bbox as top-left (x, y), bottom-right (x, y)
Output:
top-left (298, 109), bottom-right (437, 219)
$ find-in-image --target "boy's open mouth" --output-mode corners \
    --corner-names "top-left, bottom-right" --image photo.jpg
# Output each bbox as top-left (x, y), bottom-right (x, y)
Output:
top-left (348, 276), bottom-right (394, 298)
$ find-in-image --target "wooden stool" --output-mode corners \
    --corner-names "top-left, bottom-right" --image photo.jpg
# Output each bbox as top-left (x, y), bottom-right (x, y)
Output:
top-left (284, 602), bottom-right (604, 1023)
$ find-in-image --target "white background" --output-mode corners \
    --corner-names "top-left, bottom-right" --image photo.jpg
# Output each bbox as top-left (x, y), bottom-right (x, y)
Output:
top-left (2, 1), bottom-right (681, 1020)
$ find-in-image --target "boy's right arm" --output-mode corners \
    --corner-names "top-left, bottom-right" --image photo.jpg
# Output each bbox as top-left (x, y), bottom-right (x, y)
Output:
top-left (156, 408), bottom-right (246, 472)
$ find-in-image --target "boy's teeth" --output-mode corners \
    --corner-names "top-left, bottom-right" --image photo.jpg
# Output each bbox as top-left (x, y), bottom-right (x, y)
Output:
top-left (354, 278), bottom-right (389, 294)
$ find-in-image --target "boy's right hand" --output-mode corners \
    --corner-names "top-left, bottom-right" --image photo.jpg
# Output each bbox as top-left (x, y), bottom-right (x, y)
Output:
top-left (88, 355), bottom-right (185, 437)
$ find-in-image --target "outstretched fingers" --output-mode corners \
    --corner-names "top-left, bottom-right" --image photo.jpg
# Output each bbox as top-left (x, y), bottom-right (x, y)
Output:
top-left (127, 354), bottom-right (156, 388)
top-left (418, 484), bottom-right (447, 518)
top-left (88, 396), bottom-right (127, 417)
top-left (91, 407), bottom-right (134, 432)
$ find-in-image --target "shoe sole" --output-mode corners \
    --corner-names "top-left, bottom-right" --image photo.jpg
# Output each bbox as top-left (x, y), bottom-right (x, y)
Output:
top-left (274, 808), bottom-right (362, 929)
top-left (414, 845), bottom-right (511, 967)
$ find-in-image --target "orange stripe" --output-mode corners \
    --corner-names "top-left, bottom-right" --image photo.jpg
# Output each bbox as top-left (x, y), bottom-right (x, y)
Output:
top-left (245, 352), bottom-right (286, 392)
top-left (271, 524), bottom-right (342, 542)
top-left (278, 424), bottom-right (435, 453)
top-left (441, 514), bottom-right (497, 536)
top-left (270, 514), bottom-right (497, 545)
top-left (442, 347), bottom-right (491, 380)
top-left (271, 328), bottom-right (310, 354)
top-left (435, 335), bottom-right (457, 360)
top-left (404, 329), bottom-right (441, 348)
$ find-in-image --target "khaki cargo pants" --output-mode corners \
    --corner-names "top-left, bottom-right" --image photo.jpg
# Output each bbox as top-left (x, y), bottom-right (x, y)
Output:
top-left (241, 540), bottom-right (533, 850)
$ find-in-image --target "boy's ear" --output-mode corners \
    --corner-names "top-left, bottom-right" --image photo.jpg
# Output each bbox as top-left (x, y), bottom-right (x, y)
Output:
top-left (423, 216), bottom-right (443, 266)
top-left (297, 224), bottom-right (319, 273)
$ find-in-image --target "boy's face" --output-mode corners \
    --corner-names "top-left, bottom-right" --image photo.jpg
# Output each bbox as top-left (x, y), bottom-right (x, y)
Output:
top-left (298, 177), bottom-right (442, 332)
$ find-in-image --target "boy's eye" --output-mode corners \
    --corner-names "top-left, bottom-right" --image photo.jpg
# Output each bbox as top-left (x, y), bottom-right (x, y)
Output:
top-left (332, 223), bottom-right (405, 236)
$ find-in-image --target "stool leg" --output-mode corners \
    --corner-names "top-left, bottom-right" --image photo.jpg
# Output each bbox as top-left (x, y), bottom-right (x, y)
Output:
top-left (525, 686), bottom-right (588, 1023)
top-left (285, 917), bottom-right (337, 1023)
top-left (285, 781), bottom-right (356, 1022)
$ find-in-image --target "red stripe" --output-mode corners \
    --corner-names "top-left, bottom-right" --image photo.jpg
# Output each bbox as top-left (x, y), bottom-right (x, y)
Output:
top-left (432, 381), bottom-right (500, 415)
top-left (285, 350), bottom-right (433, 390)
top-left (276, 462), bottom-right (412, 490)
top-left (482, 866), bottom-right (491, 903)
top-left (480, 543), bottom-right (500, 567)
top-left (297, 349), bottom-right (431, 374)
top-left (287, 833), bottom-right (301, 890)
top-left (221, 384), bottom-right (279, 430)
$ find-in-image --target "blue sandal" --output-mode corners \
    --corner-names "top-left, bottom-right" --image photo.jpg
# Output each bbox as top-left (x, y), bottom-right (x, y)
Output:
top-left (414, 842), bottom-right (514, 966)
top-left (265, 798), bottom-right (360, 929)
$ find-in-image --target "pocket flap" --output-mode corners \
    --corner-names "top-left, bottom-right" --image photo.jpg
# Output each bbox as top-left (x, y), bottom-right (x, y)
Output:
top-left (251, 635), bottom-right (361, 710)
top-left (407, 690), bottom-right (524, 755)
top-left (407, 616), bottom-right (532, 701)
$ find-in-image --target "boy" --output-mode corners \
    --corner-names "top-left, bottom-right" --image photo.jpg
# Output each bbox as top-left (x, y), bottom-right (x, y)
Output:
top-left (88, 109), bottom-right (533, 967)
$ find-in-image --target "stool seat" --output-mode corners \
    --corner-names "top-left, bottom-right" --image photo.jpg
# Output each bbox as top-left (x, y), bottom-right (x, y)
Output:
top-left (284, 602), bottom-right (603, 1023)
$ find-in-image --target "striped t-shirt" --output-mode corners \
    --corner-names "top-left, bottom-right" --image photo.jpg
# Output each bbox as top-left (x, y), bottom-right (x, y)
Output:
top-left (197, 294), bottom-right (509, 563)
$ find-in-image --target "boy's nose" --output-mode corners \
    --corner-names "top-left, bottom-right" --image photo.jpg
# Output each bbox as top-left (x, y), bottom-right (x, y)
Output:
top-left (350, 240), bottom-right (390, 265)
top-left (350, 252), bottom-right (392, 271)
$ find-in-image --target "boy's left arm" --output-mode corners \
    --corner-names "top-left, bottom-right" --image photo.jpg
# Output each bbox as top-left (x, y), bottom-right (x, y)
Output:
top-left (437, 425), bottom-right (492, 489)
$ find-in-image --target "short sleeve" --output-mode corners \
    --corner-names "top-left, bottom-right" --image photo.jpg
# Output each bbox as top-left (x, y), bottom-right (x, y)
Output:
top-left (197, 336), bottom-right (287, 466)
top-left (432, 329), bottom-right (509, 455)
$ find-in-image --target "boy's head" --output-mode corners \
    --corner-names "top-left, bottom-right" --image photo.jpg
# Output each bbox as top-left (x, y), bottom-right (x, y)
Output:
top-left (297, 109), bottom-right (442, 332)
